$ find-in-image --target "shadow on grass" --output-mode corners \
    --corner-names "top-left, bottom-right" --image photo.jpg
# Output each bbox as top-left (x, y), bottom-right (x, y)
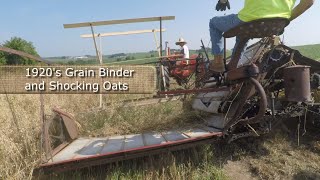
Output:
top-left (293, 171), bottom-right (320, 180)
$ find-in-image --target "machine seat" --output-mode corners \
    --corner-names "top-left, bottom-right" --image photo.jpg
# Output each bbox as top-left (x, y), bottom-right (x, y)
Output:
top-left (223, 18), bottom-right (290, 39)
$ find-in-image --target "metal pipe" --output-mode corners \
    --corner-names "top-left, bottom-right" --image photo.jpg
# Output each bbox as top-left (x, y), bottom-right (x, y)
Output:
top-left (239, 78), bottom-right (268, 125)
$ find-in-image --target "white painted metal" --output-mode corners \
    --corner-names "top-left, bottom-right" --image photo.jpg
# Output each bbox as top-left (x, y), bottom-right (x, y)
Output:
top-left (52, 138), bottom-right (92, 162)
top-left (49, 127), bottom-right (221, 164)
top-left (100, 136), bottom-right (125, 154)
top-left (192, 91), bottom-right (229, 114)
top-left (124, 134), bottom-right (145, 150)
top-left (205, 114), bottom-right (226, 129)
top-left (192, 100), bottom-right (222, 114)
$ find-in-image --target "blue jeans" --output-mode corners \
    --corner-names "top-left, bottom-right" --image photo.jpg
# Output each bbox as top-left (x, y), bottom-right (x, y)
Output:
top-left (209, 14), bottom-right (244, 56)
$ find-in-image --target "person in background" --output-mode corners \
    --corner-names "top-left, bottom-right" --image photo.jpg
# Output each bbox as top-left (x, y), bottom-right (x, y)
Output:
top-left (176, 38), bottom-right (190, 59)
top-left (209, 0), bottom-right (315, 73)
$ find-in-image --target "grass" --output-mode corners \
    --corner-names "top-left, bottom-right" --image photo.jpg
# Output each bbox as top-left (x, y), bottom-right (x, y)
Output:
top-left (292, 44), bottom-right (320, 60)
top-left (1, 93), bottom-right (319, 180)
top-left (77, 99), bottom-right (202, 137)
top-left (0, 94), bottom-right (100, 179)
top-left (50, 145), bottom-right (227, 180)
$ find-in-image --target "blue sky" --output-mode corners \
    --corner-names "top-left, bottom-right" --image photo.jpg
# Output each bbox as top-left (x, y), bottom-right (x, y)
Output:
top-left (0, 0), bottom-right (319, 57)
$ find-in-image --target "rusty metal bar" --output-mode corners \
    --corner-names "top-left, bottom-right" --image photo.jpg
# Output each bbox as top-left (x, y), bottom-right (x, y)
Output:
top-left (158, 87), bottom-right (229, 95)
top-left (239, 78), bottom-right (268, 125)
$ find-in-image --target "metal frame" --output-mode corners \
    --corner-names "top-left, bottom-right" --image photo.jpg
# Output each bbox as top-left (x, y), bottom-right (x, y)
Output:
top-left (37, 131), bottom-right (222, 174)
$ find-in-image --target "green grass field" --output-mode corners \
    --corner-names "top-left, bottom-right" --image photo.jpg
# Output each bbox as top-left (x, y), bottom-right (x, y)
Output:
top-left (46, 44), bottom-right (320, 66)
top-left (292, 44), bottom-right (320, 60)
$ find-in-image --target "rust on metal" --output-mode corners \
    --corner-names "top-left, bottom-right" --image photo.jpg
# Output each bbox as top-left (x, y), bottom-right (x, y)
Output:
top-left (226, 64), bottom-right (259, 81)
top-left (239, 77), bottom-right (268, 125)
top-left (52, 108), bottom-right (79, 140)
top-left (283, 65), bottom-right (312, 102)
top-left (158, 87), bottom-right (230, 95)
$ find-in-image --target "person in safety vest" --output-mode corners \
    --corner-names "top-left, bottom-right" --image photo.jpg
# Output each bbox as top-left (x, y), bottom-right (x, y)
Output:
top-left (210, 0), bottom-right (314, 72)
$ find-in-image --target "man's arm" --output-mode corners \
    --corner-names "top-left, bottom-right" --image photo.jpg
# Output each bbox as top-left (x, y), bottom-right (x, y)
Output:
top-left (290, 0), bottom-right (314, 21)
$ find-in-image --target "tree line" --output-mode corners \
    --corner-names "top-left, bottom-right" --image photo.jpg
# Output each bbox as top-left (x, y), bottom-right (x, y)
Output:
top-left (0, 37), bottom-right (39, 65)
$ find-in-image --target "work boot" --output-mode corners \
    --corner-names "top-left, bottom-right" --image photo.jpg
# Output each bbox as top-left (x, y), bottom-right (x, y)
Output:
top-left (210, 56), bottom-right (225, 73)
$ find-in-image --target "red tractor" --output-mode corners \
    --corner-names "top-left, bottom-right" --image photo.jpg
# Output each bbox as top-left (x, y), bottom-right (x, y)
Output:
top-left (157, 41), bottom-right (210, 91)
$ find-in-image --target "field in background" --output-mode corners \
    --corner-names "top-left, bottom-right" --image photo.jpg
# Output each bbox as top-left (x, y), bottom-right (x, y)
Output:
top-left (44, 44), bottom-right (320, 65)
top-left (293, 44), bottom-right (320, 60)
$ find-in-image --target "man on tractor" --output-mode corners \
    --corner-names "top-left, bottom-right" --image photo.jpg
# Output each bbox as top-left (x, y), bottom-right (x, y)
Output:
top-left (175, 37), bottom-right (190, 59)
top-left (209, 0), bottom-right (315, 73)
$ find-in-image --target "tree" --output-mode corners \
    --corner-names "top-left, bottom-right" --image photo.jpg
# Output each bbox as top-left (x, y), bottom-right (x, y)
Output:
top-left (1, 37), bottom-right (40, 65)
top-left (0, 55), bottom-right (6, 65)
top-left (67, 61), bottom-right (75, 65)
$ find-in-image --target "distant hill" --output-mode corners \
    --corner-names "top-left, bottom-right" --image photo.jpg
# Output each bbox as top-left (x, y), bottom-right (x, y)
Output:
top-left (291, 44), bottom-right (320, 60)
top-left (44, 44), bottom-right (320, 64)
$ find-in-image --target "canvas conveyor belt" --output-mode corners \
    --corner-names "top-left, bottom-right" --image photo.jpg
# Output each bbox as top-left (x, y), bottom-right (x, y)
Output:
top-left (38, 125), bottom-right (222, 173)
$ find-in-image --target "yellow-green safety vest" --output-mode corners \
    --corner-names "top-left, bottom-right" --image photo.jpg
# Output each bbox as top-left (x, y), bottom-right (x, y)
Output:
top-left (238, 0), bottom-right (296, 22)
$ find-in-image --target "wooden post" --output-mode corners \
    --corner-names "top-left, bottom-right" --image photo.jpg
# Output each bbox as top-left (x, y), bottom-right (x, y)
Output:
top-left (98, 34), bottom-right (104, 108)
top-left (90, 24), bottom-right (102, 64)
top-left (160, 17), bottom-right (163, 57)
top-left (90, 25), bottom-right (103, 108)
top-left (152, 30), bottom-right (161, 57)
top-left (159, 18), bottom-right (168, 96)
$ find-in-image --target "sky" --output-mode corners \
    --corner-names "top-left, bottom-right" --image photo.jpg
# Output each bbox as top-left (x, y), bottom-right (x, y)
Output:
top-left (0, 0), bottom-right (319, 57)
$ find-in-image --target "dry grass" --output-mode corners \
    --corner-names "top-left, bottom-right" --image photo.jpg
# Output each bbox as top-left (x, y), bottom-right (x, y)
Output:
top-left (313, 90), bottom-right (320, 102)
top-left (77, 99), bottom-right (203, 137)
top-left (0, 94), bottom-right (100, 179)
top-left (1, 93), bottom-right (319, 180)
top-left (50, 145), bottom-right (227, 180)
top-left (0, 94), bottom-right (224, 180)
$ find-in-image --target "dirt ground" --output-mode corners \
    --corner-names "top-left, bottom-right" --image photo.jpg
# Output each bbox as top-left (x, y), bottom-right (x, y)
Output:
top-left (218, 125), bottom-right (320, 180)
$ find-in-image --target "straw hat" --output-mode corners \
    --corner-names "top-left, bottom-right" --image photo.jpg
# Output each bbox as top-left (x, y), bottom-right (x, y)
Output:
top-left (176, 38), bottom-right (187, 45)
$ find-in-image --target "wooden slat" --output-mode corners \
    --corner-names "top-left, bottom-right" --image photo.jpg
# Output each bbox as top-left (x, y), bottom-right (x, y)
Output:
top-left (0, 46), bottom-right (50, 64)
top-left (63, 16), bottom-right (175, 29)
top-left (81, 29), bottom-right (166, 38)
